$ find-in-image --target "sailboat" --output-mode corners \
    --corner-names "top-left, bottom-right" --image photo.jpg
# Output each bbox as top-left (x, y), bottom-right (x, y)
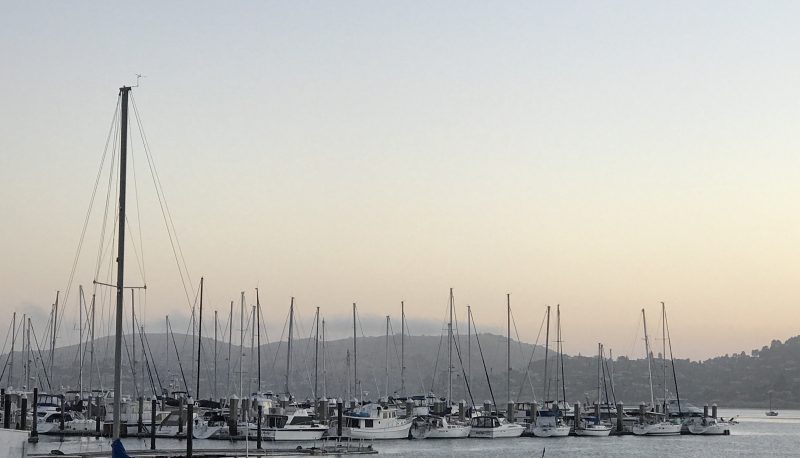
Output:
top-left (632, 306), bottom-right (681, 436)
top-left (531, 305), bottom-right (570, 438)
top-left (411, 290), bottom-right (472, 439)
top-left (766, 392), bottom-right (779, 417)
top-left (575, 343), bottom-right (612, 437)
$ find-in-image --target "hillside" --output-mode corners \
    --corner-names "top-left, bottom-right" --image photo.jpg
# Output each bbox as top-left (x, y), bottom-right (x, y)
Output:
top-left (1, 333), bottom-right (798, 409)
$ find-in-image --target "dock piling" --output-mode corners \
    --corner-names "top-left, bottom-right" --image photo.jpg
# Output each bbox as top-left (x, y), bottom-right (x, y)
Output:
top-left (186, 401), bottom-right (193, 457)
top-left (150, 398), bottom-right (156, 450)
top-left (336, 400), bottom-right (343, 437)
top-left (616, 402), bottom-right (623, 432)
top-left (257, 405), bottom-right (263, 449)
top-left (2, 391), bottom-right (9, 429)
top-left (20, 395), bottom-right (27, 430)
top-left (138, 396), bottom-right (144, 434)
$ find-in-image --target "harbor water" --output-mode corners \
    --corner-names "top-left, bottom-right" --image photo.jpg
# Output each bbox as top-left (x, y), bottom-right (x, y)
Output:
top-left (25, 409), bottom-right (799, 457)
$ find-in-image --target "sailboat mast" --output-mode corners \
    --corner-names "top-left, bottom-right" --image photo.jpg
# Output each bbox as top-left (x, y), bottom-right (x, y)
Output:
top-left (9, 312), bottom-right (15, 387)
top-left (597, 343), bottom-right (602, 405)
top-left (543, 306), bottom-right (550, 401)
top-left (507, 293), bottom-right (511, 407)
top-left (353, 303), bottom-right (358, 401)
top-left (559, 306), bottom-right (566, 407)
top-left (314, 307), bottom-right (320, 400)
top-left (196, 277), bottom-right (203, 400)
top-left (400, 301), bottom-right (405, 397)
top-left (131, 290), bottom-right (137, 396)
top-left (467, 305), bottom-right (471, 393)
top-left (642, 308), bottom-right (655, 408)
top-left (26, 317), bottom-right (31, 387)
top-left (249, 305), bottom-right (255, 395)
top-left (448, 289), bottom-right (454, 405)
top-left (239, 292), bottom-right (244, 397)
top-left (661, 302), bottom-right (666, 412)
top-left (227, 301), bottom-right (232, 392)
top-left (322, 318), bottom-right (327, 399)
top-left (214, 310), bottom-right (218, 400)
top-left (78, 286), bottom-right (84, 393)
top-left (285, 297), bottom-right (294, 396)
top-left (256, 289), bottom-right (261, 394)
top-left (111, 85), bottom-right (130, 440)
top-left (385, 315), bottom-right (390, 398)
top-left (89, 294), bottom-right (94, 394)
top-left (50, 291), bottom-right (59, 378)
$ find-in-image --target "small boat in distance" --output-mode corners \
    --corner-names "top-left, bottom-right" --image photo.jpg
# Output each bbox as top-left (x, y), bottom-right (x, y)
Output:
top-left (766, 392), bottom-right (779, 417)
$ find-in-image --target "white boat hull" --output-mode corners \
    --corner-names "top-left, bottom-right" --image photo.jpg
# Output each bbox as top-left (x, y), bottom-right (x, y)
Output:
top-left (469, 424), bottom-right (525, 438)
top-left (426, 424), bottom-right (471, 439)
top-left (688, 421), bottom-right (730, 435)
top-left (262, 426), bottom-right (327, 441)
top-left (575, 425), bottom-right (611, 437)
top-left (531, 424), bottom-right (571, 437)
top-left (632, 422), bottom-right (682, 436)
top-left (340, 422), bottom-right (412, 440)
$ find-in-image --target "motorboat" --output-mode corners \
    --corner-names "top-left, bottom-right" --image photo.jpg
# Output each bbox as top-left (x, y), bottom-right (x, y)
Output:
top-left (530, 411), bottom-right (570, 437)
top-left (411, 415), bottom-right (470, 439)
top-left (468, 415), bottom-right (525, 438)
top-left (259, 408), bottom-right (327, 441)
top-left (687, 417), bottom-right (731, 435)
top-left (336, 404), bottom-right (412, 440)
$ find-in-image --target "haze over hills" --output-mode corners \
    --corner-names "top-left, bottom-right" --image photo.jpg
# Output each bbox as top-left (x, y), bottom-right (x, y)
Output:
top-left (2, 332), bottom-right (798, 409)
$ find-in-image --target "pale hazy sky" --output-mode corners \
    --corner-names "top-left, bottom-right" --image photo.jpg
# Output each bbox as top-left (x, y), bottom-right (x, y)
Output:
top-left (1, 1), bottom-right (799, 360)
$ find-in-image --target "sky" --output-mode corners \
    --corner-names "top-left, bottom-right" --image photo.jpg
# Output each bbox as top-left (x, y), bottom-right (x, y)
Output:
top-left (1, 1), bottom-right (799, 361)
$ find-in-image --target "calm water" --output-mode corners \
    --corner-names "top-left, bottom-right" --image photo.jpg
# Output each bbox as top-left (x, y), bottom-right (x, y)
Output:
top-left (26, 409), bottom-right (800, 457)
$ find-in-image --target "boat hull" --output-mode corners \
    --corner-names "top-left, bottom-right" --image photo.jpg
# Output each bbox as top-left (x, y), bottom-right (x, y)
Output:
top-left (262, 426), bottom-right (327, 441)
top-left (340, 422), bottom-right (412, 440)
top-left (575, 425), bottom-right (612, 437)
top-left (531, 425), bottom-right (571, 437)
top-left (469, 424), bottom-right (525, 438)
top-left (632, 422), bottom-right (682, 436)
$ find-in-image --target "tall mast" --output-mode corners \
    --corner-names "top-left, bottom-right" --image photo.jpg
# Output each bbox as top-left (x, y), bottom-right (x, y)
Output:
top-left (285, 297), bottom-right (294, 396)
top-left (112, 85), bottom-right (131, 440)
top-left (9, 312), bottom-right (15, 387)
top-left (239, 292), bottom-right (244, 397)
top-left (131, 290), bottom-right (136, 396)
top-left (322, 318), bottom-right (327, 398)
top-left (642, 308), bottom-right (655, 408)
top-left (467, 305), bottom-right (471, 395)
top-left (558, 305), bottom-right (566, 407)
top-left (256, 289), bottom-right (261, 393)
top-left (543, 306), bottom-right (550, 401)
top-left (50, 291), bottom-right (59, 378)
top-left (346, 349), bottom-right (351, 403)
top-left (314, 306), bottom-right (320, 400)
top-left (196, 277), bottom-right (203, 400)
top-left (26, 317), bottom-right (31, 387)
top-left (385, 315), bottom-right (390, 398)
top-left (78, 286), bottom-right (84, 393)
top-left (507, 293), bottom-right (511, 407)
top-left (249, 305), bottom-right (255, 395)
top-left (597, 343), bottom-right (602, 405)
top-left (214, 310), bottom-right (218, 400)
top-left (400, 301), bottom-right (405, 397)
top-left (353, 303), bottom-right (358, 401)
top-left (88, 294), bottom-right (95, 393)
top-left (448, 289), bottom-right (454, 405)
top-left (662, 302), bottom-right (666, 412)
top-left (227, 301), bottom-right (233, 392)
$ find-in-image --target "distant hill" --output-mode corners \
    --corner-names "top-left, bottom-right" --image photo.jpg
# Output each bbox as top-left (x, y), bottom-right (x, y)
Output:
top-left (2, 332), bottom-right (798, 409)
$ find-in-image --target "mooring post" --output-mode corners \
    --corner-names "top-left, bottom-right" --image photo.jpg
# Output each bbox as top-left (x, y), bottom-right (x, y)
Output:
top-left (95, 396), bottom-right (101, 435)
top-left (138, 396), bottom-right (144, 434)
top-left (229, 396), bottom-right (239, 437)
top-left (150, 398), bottom-right (157, 450)
top-left (30, 388), bottom-right (39, 440)
top-left (257, 405), bottom-right (263, 449)
top-left (336, 400), bottom-right (343, 438)
top-left (3, 394), bottom-right (10, 429)
top-left (20, 395), bottom-right (28, 430)
top-left (186, 401), bottom-right (193, 457)
top-left (616, 402), bottom-right (624, 432)
top-left (178, 397), bottom-right (185, 436)
top-left (60, 395), bottom-right (65, 432)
